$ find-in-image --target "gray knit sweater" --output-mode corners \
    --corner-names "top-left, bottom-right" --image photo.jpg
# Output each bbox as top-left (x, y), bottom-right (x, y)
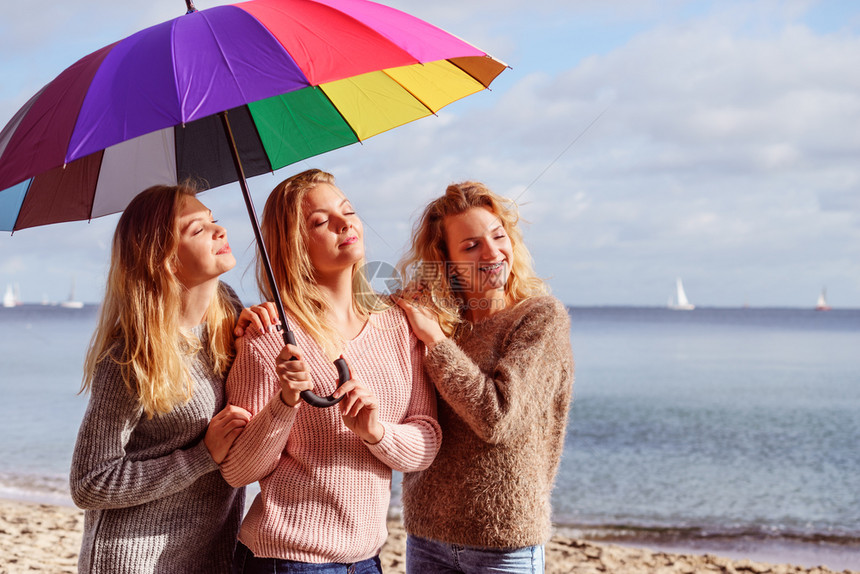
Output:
top-left (70, 293), bottom-right (244, 573)
top-left (402, 295), bottom-right (574, 548)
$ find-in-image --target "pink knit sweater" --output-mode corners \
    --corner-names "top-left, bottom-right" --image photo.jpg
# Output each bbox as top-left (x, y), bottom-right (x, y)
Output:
top-left (221, 306), bottom-right (440, 563)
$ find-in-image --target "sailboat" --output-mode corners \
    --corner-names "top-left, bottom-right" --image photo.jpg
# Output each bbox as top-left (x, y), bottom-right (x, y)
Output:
top-left (60, 277), bottom-right (84, 309)
top-left (2, 284), bottom-right (19, 308)
top-left (668, 277), bottom-right (695, 310)
top-left (815, 288), bottom-right (832, 311)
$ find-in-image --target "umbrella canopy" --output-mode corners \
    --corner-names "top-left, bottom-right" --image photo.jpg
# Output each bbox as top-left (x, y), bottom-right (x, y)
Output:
top-left (0, 0), bottom-right (507, 406)
top-left (0, 0), bottom-right (506, 231)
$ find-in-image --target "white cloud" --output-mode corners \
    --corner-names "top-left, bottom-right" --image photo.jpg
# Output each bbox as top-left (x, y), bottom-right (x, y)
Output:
top-left (1, 0), bottom-right (859, 307)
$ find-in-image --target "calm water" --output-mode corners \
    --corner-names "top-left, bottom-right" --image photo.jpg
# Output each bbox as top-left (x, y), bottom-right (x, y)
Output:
top-left (1, 305), bottom-right (858, 569)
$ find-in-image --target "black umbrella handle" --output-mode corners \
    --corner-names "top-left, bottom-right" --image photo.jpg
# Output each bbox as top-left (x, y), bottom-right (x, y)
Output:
top-left (220, 110), bottom-right (346, 408)
top-left (282, 329), bottom-right (349, 408)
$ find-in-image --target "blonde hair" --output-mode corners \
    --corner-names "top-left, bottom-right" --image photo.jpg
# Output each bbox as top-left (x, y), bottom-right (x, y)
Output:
top-left (82, 184), bottom-right (237, 418)
top-left (258, 169), bottom-right (383, 359)
top-left (398, 181), bottom-right (547, 336)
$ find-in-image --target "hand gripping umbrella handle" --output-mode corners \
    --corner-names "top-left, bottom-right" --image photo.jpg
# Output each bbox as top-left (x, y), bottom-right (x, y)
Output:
top-left (282, 329), bottom-right (349, 408)
top-left (220, 110), bottom-right (347, 409)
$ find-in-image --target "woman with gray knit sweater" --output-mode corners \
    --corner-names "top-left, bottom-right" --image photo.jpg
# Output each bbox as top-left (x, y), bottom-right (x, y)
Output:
top-left (70, 184), bottom-right (250, 573)
top-left (395, 181), bottom-right (574, 573)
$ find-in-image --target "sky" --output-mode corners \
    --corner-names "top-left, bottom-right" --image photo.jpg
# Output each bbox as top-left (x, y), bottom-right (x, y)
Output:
top-left (1, 0), bottom-right (859, 308)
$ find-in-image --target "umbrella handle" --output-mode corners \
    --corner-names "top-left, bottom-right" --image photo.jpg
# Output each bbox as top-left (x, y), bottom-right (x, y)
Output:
top-left (282, 329), bottom-right (348, 408)
top-left (219, 110), bottom-right (347, 409)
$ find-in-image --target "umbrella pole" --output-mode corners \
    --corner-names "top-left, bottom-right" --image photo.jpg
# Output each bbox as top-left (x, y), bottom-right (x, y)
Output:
top-left (218, 111), bottom-right (347, 408)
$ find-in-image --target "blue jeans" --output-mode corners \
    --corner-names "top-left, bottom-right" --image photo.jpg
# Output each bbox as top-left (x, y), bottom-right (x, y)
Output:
top-left (233, 542), bottom-right (382, 574)
top-left (406, 534), bottom-right (545, 574)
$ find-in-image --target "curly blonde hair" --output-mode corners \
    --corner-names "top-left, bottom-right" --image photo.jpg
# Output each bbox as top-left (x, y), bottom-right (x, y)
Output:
top-left (82, 184), bottom-right (237, 417)
top-left (398, 181), bottom-right (547, 336)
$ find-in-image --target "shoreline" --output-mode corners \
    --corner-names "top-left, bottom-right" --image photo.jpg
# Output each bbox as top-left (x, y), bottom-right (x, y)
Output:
top-left (1, 499), bottom-right (856, 574)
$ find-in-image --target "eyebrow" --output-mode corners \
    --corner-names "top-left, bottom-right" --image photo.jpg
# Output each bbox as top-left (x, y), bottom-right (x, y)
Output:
top-left (180, 210), bottom-right (213, 232)
top-left (458, 223), bottom-right (504, 244)
top-left (306, 198), bottom-right (351, 218)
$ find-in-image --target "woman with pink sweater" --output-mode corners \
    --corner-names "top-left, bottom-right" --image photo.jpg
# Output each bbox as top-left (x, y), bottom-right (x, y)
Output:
top-left (220, 169), bottom-right (441, 573)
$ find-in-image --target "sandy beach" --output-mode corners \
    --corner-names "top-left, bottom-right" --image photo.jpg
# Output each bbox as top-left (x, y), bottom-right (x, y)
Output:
top-left (0, 499), bottom-right (855, 574)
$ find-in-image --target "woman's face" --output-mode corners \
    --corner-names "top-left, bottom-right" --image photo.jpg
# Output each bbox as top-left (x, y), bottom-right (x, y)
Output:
top-left (173, 196), bottom-right (235, 288)
top-left (302, 183), bottom-right (364, 276)
top-left (443, 206), bottom-right (513, 301)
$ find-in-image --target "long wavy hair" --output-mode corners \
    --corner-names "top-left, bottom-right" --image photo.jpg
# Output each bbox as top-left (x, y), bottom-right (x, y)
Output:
top-left (82, 184), bottom-right (237, 418)
top-left (258, 169), bottom-right (383, 359)
top-left (398, 181), bottom-right (548, 336)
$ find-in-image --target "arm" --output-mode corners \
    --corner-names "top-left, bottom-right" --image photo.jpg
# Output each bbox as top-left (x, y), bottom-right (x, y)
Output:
top-left (425, 298), bottom-right (573, 445)
top-left (70, 359), bottom-right (219, 510)
top-left (219, 331), bottom-right (299, 487)
top-left (364, 333), bottom-right (442, 472)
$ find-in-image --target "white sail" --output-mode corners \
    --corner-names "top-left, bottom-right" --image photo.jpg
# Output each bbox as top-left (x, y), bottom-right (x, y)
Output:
top-left (2, 284), bottom-right (17, 308)
top-left (60, 277), bottom-right (84, 309)
top-left (668, 278), bottom-right (695, 310)
top-left (815, 288), bottom-right (831, 311)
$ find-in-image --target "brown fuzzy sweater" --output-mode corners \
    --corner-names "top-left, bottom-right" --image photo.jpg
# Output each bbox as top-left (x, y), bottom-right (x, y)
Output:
top-left (402, 295), bottom-right (574, 549)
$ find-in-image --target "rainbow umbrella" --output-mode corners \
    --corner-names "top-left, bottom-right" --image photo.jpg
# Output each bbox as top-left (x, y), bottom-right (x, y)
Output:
top-left (0, 0), bottom-right (506, 406)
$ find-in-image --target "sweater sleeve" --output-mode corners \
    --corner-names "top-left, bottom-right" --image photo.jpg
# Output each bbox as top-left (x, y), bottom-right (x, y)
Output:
top-left (424, 297), bottom-right (573, 445)
top-left (365, 333), bottom-right (442, 472)
top-left (220, 330), bottom-right (298, 487)
top-left (69, 359), bottom-right (218, 510)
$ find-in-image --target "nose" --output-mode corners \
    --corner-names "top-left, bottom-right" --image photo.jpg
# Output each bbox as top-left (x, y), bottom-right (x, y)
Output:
top-left (333, 215), bottom-right (350, 233)
top-left (481, 241), bottom-right (500, 260)
top-left (214, 223), bottom-right (227, 238)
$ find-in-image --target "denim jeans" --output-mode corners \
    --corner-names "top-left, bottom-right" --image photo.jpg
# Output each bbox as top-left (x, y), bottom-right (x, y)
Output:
top-left (233, 542), bottom-right (382, 574)
top-left (406, 534), bottom-right (545, 574)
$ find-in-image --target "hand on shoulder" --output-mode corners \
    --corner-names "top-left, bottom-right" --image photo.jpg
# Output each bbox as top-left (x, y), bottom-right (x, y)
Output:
top-left (234, 302), bottom-right (280, 338)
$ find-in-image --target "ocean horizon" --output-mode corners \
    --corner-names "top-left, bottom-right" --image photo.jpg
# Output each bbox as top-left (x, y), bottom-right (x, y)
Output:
top-left (1, 303), bottom-right (858, 570)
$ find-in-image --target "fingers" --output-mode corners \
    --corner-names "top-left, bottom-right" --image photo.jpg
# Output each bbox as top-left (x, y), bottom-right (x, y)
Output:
top-left (234, 303), bottom-right (281, 337)
top-left (209, 405), bottom-right (251, 435)
top-left (261, 301), bottom-right (278, 322)
top-left (335, 380), bottom-right (378, 418)
top-left (275, 347), bottom-right (311, 384)
top-left (221, 404), bottom-right (252, 420)
top-left (250, 302), bottom-right (280, 331)
top-left (274, 344), bottom-right (313, 406)
top-left (224, 425), bottom-right (245, 443)
top-left (204, 405), bottom-right (252, 464)
top-left (277, 343), bottom-right (302, 363)
top-left (220, 416), bottom-right (249, 436)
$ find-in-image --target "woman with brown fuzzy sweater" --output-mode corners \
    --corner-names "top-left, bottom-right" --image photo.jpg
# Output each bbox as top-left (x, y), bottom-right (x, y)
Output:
top-left (395, 181), bottom-right (574, 574)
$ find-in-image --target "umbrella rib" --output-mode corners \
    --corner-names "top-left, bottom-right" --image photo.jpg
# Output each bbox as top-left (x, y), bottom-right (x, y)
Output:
top-left (316, 87), bottom-right (363, 144)
top-left (8, 179), bottom-right (33, 234)
top-left (238, 105), bottom-right (276, 174)
top-left (380, 68), bottom-right (436, 118)
top-left (87, 152), bottom-right (106, 223)
top-left (447, 57), bottom-right (512, 90)
top-left (175, 12), bottom-right (249, 122)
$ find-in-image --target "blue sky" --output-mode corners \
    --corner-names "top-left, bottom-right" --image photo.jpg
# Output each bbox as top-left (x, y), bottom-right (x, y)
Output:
top-left (1, 0), bottom-right (859, 308)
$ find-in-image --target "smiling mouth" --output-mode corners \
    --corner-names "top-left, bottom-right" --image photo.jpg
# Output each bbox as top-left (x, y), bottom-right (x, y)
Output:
top-left (479, 261), bottom-right (505, 272)
top-left (339, 236), bottom-right (358, 247)
top-left (216, 244), bottom-right (231, 255)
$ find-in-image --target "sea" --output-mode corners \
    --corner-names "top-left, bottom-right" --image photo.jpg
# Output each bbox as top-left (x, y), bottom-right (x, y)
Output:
top-left (1, 304), bottom-right (858, 571)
